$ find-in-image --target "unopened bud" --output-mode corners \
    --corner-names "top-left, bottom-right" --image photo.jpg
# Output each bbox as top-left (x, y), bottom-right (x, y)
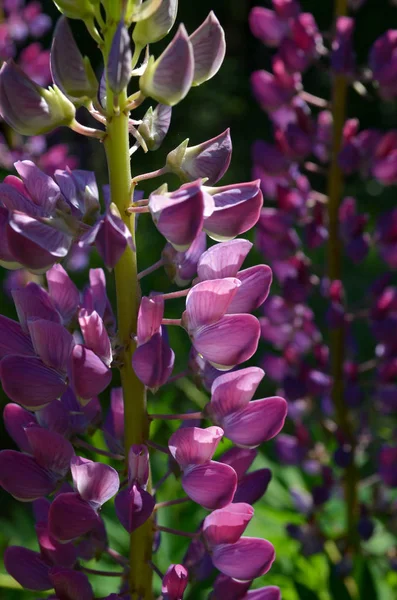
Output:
top-left (133, 0), bottom-right (178, 47)
top-left (138, 104), bottom-right (172, 151)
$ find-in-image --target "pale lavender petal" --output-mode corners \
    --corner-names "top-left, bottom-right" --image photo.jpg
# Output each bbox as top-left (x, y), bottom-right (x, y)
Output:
top-left (3, 403), bottom-right (37, 452)
top-left (70, 344), bottom-right (112, 401)
top-left (212, 537), bottom-right (275, 580)
top-left (132, 331), bottom-right (175, 390)
top-left (12, 282), bottom-right (60, 331)
top-left (197, 239), bottom-right (253, 281)
top-left (192, 314), bottom-right (261, 369)
top-left (0, 355), bottom-right (67, 409)
top-left (71, 456), bottom-right (120, 508)
top-left (227, 265), bottom-right (273, 314)
top-left (0, 314), bottom-right (35, 358)
top-left (202, 502), bottom-right (254, 546)
top-left (219, 447), bottom-right (257, 480)
top-left (234, 469), bottom-right (272, 505)
top-left (46, 264), bottom-right (80, 324)
top-left (209, 368), bottom-right (265, 420)
top-left (79, 309), bottom-right (112, 366)
top-left (50, 567), bottom-right (93, 600)
top-left (14, 160), bottom-right (60, 213)
top-left (222, 397), bottom-right (288, 448)
top-left (4, 547), bottom-right (51, 591)
top-left (0, 181), bottom-right (43, 216)
top-left (168, 426), bottom-right (224, 468)
top-left (25, 426), bottom-right (74, 477)
top-left (28, 318), bottom-right (74, 371)
top-left (182, 461), bottom-right (237, 510)
top-left (115, 484), bottom-right (155, 533)
top-left (185, 278), bottom-right (241, 330)
top-left (49, 492), bottom-right (101, 542)
top-left (0, 450), bottom-right (56, 501)
top-left (190, 11), bottom-right (226, 86)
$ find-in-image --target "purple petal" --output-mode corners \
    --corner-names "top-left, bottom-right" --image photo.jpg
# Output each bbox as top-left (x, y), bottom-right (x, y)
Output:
top-left (168, 426), bottom-right (224, 468)
top-left (222, 397), bottom-right (288, 448)
top-left (212, 574), bottom-right (251, 600)
top-left (127, 445), bottom-right (150, 486)
top-left (210, 368), bottom-right (265, 420)
top-left (12, 282), bottom-right (60, 331)
top-left (33, 498), bottom-right (51, 524)
top-left (192, 314), bottom-right (261, 369)
top-left (132, 331), bottom-right (175, 390)
top-left (3, 402), bottom-right (37, 452)
top-left (242, 586), bottom-right (281, 600)
top-left (137, 295), bottom-right (164, 343)
top-left (25, 426), bottom-right (74, 477)
top-left (36, 397), bottom-right (72, 437)
top-left (203, 502), bottom-right (254, 546)
top-left (28, 318), bottom-right (74, 371)
top-left (234, 469), bottom-right (272, 505)
top-left (182, 461), bottom-right (237, 509)
top-left (95, 207), bottom-right (133, 269)
top-left (50, 567), bottom-right (93, 600)
top-left (103, 387), bottom-right (124, 454)
top-left (49, 492), bottom-right (101, 542)
top-left (107, 21), bottom-right (132, 95)
top-left (162, 564), bottom-right (189, 599)
top-left (4, 547), bottom-right (51, 591)
top-left (46, 264), bottom-right (80, 324)
top-left (70, 344), bottom-right (112, 401)
top-left (163, 231), bottom-right (207, 286)
top-left (0, 355), bottom-right (67, 409)
top-left (227, 265), bottom-right (273, 314)
top-left (249, 7), bottom-right (287, 46)
top-left (190, 11), bottom-right (226, 86)
top-left (0, 450), bottom-right (56, 501)
top-left (79, 310), bottom-right (112, 367)
top-left (0, 206), bottom-right (18, 265)
top-left (70, 456), bottom-right (119, 508)
top-left (197, 239), bottom-right (253, 281)
top-left (185, 278), bottom-right (241, 330)
top-left (212, 537), bottom-right (275, 580)
top-left (14, 160), bottom-right (60, 214)
top-left (0, 314), bottom-right (35, 358)
top-left (0, 181), bottom-right (44, 216)
top-left (219, 447), bottom-right (257, 480)
top-left (115, 484), bottom-right (155, 533)
top-left (36, 523), bottom-right (77, 568)
top-left (173, 130), bottom-right (232, 186)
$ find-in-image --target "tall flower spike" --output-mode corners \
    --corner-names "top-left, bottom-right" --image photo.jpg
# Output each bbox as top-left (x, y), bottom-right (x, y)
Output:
top-left (133, 0), bottom-right (178, 47)
top-left (139, 24), bottom-right (194, 106)
top-left (0, 61), bottom-right (76, 136)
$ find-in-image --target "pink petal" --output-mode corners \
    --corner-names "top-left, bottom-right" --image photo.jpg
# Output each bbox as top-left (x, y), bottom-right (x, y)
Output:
top-left (25, 426), bottom-right (74, 477)
top-left (203, 502), bottom-right (254, 546)
top-left (182, 460), bottom-right (237, 509)
top-left (79, 309), bottom-right (112, 367)
top-left (162, 564), bottom-right (189, 598)
top-left (0, 450), bottom-right (56, 501)
top-left (49, 492), bottom-right (101, 542)
top-left (222, 397), bottom-right (288, 448)
top-left (71, 456), bottom-right (119, 508)
top-left (209, 367), bottom-right (265, 420)
top-left (185, 277), bottom-right (241, 330)
top-left (197, 239), bottom-right (253, 281)
top-left (4, 546), bottom-right (51, 591)
top-left (70, 344), bottom-right (112, 401)
top-left (36, 523), bottom-right (77, 568)
top-left (28, 318), bottom-right (74, 371)
top-left (193, 314), bottom-right (261, 369)
top-left (227, 265), bottom-right (273, 314)
top-left (168, 425), bottom-right (224, 468)
top-left (137, 295), bottom-right (164, 343)
top-left (212, 537), bottom-right (275, 580)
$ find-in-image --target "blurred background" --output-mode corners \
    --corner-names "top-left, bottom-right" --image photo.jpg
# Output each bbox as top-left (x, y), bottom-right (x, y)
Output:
top-left (1, 0), bottom-right (397, 598)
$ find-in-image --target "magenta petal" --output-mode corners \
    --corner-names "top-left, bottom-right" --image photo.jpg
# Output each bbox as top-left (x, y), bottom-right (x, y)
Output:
top-left (132, 331), bottom-right (175, 390)
top-left (71, 456), bottom-right (119, 508)
top-left (103, 387), bottom-right (124, 454)
top-left (46, 264), bottom-right (80, 324)
top-left (185, 278), bottom-right (241, 329)
top-left (3, 403), bottom-right (37, 452)
top-left (182, 461), bottom-right (237, 509)
top-left (234, 469), bottom-right (272, 505)
top-left (168, 426), bottom-right (224, 468)
top-left (203, 502), bottom-right (254, 546)
top-left (162, 564), bottom-right (189, 598)
top-left (25, 427), bottom-right (74, 477)
top-left (210, 367), bottom-right (265, 420)
top-left (137, 295), bottom-right (164, 343)
top-left (0, 450), bottom-right (56, 501)
top-left (50, 567), bottom-right (93, 600)
top-left (243, 586), bottom-right (281, 600)
top-left (28, 318), bottom-right (74, 371)
top-left (213, 574), bottom-right (251, 600)
top-left (70, 344), bottom-right (112, 401)
top-left (222, 397), bottom-right (288, 448)
top-left (4, 546), bottom-right (51, 591)
top-left (49, 492), bottom-right (101, 542)
top-left (115, 484), bottom-right (155, 533)
top-left (227, 265), bottom-right (273, 314)
top-left (12, 282), bottom-right (60, 331)
top-left (95, 209), bottom-right (132, 269)
top-left (0, 315), bottom-right (35, 358)
top-left (0, 355), bottom-right (67, 409)
top-left (36, 523), bottom-right (77, 568)
top-left (193, 314), bottom-right (261, 369)
top-left (212, 537), bottom-right (275, 580)
top-left (249, 7), bottom-right (287, 46)
top-left (219, 447), bottom-right (257, 480)
top-left (79, 310), bottom-right (112, 367)
top-left (197, 239), bottom-right (253, 281)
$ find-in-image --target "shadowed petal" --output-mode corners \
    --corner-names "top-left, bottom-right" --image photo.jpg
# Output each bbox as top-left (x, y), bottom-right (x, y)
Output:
top-left (36, 523), bottom-right (77, 568)
top-left (79, 310), bottom-right (112, 367)
top-left (219, 447), bottom-right (257, 481)
top-left (234, 469), bottom-right (272, 505)
top-left (227, 265), bottom-right (273, 314)
top-left (182, 461), bottom-right (237, 509)
top-left (132, 331), bottom-right (175, 390)
top-left (209, 368), bottom-right (265, 420)
top-left (197, 239), bottom-right (253, 281)
top-left (49, 492), bottom-right (101, 542)
top-left (185, 278), bottom-right (241, 330)
top-left (71, 456), bottom-right (119, 508)
top-left (0, 450), bottom-right (56, 501)
top-left (168, 426), bottom-right (224, 468)
top-left (115, 484), bottom-right (155, 533)
top-left (212, 537), bottom-right (275, 580)
top-left (203, 503), bottom-right (254, 546)
top-left (46, 264), bottom-right (80, 324)
top-left (103, 387), bottom-right (124, 454)
top-left (3, 403), bottom-right (37, 452)
top-left (0, 314), bottom-right (35, 358)
top-left (12, 282), bottom-right (60, 331)
top-left (25, 427), bottom-right (74, 477)
top-left (4, 547), bottom-right (51, 591)
top-left (212, 574), bottom-right (251, 600)
top-left (70, 344), bottom-right (112, 401)
top-left (28, 318), bottom-right (74, 371)
top-left (50, 567), bottom-right (93, 600)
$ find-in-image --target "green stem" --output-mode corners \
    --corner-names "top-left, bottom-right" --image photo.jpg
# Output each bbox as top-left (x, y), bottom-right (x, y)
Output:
top-left (327, 0), bottom-right (359, 554)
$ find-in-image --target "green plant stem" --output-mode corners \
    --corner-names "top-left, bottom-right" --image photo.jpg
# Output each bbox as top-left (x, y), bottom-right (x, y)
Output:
top-left (327, 0), bottom-right (359, 553)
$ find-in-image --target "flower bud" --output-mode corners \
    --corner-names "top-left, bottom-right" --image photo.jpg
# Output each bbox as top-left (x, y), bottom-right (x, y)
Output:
top-left (139, 24), bottom-right (194, 106)
top-left (51, 17), bottom-right (98, 103)
top-left (190, 12), bottom-right (226, 86)
top-left (166, 129), bottom-right (231, 185)
top-left (53, 0), bottom-right (95, 20)
top-left (107, 21), bottom-right (132, 95)
top-left (162, 564), bottom-right (188, 600)
top-left (0, 61), bottom-right (76, 136)
top-left (127, 0), bottom-right (163, 22)
top-left (133, 0), bottom-right (178, 47)
top-left (138, 104), bottom-right (172, 151)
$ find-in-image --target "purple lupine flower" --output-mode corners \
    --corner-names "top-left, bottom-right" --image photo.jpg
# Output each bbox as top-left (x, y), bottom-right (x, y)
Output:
top-left (46, 264), bottom-right (80, 325)
top-left (168, 426), bottom-right (237, 509)
top-left (163, 231), bottom-right (207, 286)
top-left (189, 11), bottom-right (226, 86)
top-left (162, 564), bottom-right (188, 600)
top-left (115, 445), bottom-right (155, 533)
top-left (206, 368), bottom-right (287, 448)
top-left (182, 278), bottom-right (261, 369)
top-left (369, 30), bottom-right (397, 100)
top-left (49, 456), bottom-right (119, 541)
